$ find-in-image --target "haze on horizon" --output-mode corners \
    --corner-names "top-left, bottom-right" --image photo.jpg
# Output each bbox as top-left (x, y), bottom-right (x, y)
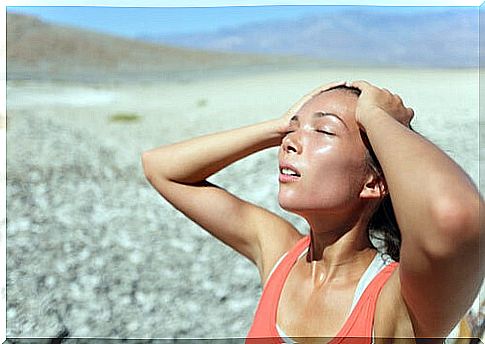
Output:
top-left (7, 6), bottom-right (479, 69)
top-left (6, 5), bottom-right (476, 38)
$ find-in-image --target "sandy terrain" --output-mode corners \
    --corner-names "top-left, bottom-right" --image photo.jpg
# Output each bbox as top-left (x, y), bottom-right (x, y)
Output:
top-left (6, 66), bottom-right (481, 339)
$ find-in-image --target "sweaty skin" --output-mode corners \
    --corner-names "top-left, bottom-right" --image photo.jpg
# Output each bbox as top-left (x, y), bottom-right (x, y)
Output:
top-left (276, 89), bottom-right (392, 339)
top-left (278, 89), bottom-right (381, 282)
top-left (142, 80), bottom-right (483, 341)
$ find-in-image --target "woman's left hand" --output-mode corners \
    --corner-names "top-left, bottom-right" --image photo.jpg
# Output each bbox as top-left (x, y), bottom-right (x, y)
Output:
top-left (349, 80), bottom-right (414, 131)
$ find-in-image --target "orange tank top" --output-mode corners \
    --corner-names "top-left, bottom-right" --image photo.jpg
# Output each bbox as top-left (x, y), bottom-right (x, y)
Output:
top-left (246, 235), bottom-right (399, 344)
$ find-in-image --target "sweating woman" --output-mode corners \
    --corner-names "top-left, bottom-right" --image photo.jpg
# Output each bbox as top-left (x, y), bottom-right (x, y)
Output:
top-left (142, 80), bottom-right (483, 343)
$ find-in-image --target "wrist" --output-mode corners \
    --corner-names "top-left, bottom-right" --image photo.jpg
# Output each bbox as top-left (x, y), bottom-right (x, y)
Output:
top-left (357, 107), bottom-right (389, 132)
top-left (264, 118), bottom-right (287, 146)
top-left (249, 119), bottom-right (285, 149)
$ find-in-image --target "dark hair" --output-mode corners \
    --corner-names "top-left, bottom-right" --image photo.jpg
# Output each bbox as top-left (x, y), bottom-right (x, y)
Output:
top-left (365, 140), bottom-right (402, 262)
top-left (323, 84), bottom-right (412, 262)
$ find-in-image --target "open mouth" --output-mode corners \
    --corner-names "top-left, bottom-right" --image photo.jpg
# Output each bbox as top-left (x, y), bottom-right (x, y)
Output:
top-left (279, 164), bottom-right (301, 183)
top-left (280, 167), bottom-right (301, 177)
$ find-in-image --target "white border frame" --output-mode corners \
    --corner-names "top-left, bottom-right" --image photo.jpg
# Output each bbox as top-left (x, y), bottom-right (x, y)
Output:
top-left (1, 1), bottom-right (482, 342)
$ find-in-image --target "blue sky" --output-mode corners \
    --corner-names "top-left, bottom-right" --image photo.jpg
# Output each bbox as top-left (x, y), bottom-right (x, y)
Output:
top-left (7, 6), bottom-right (329, 36)
top-left (6, 5), bottom-right (477, 38)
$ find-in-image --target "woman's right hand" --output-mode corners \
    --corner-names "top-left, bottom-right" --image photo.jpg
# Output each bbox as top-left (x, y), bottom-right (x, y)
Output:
top-left (276, 80), bottom-right (348, 134)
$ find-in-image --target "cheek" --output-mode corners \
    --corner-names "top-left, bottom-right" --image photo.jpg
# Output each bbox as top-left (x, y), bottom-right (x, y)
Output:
top-left (278, 142), bottom-right (367, 210)
top-left (310, 140), bottom-right (365, 179)
top-left (307, 152), bottom-right (364, 201)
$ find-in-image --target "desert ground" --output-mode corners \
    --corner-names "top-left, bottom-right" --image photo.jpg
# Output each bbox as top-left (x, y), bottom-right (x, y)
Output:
top-left (6, 66), bottom-right (482, 339)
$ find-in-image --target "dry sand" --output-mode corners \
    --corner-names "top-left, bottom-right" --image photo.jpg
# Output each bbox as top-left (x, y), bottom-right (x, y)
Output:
top-left (6, 66), bottom-right (481, 339)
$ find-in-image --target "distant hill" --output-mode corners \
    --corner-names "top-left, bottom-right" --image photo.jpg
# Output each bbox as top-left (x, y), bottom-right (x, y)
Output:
top-left (141, 7), bottom-right (478, 68)
top-left (7, 13), bottom-right (334, 83)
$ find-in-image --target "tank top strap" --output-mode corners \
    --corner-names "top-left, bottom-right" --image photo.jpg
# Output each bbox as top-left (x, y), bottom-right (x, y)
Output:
top-left (267, 235), bottom-right (311, 289)
top-left (246, 235), bottom-right (310, 343)
top-left (330, 262), bottom-right (399, 344)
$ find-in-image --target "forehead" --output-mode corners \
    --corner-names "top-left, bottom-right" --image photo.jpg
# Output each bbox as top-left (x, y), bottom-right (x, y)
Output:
top-left (297, 89), bottom-right (358, 123)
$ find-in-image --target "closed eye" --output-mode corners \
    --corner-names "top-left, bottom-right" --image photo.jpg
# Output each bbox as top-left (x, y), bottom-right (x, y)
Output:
top-left (316, 130), bottom-right (336, 136)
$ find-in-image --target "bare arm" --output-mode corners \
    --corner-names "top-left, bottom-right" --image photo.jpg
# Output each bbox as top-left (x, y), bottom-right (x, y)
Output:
top-left (143, 120), bottom-right (281, 184)
top-left (352, 80), bottom-right (484, 337)
top-left (141, 118), bottom-right (301, 283)
top-left (142, 81), bottom-right (346, 283)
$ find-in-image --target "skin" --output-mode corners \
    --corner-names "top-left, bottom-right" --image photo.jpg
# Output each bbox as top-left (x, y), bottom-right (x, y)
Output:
top-left (142, 80), bottom-right (484, 342)
top-left (278, 90), bottom-right (381, 264)
top-left (276, 89), bottom-right (404, 341)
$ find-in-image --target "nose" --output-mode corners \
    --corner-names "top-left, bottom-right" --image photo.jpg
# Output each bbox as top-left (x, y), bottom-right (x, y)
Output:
top-left (282, 132), bottom-right (301, 154)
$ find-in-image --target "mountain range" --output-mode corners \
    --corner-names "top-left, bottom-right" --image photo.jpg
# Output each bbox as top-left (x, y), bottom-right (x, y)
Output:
top-left (140, 7), bottom-right (479, 68)
top-left (7, 13), bottom-right (323, 83)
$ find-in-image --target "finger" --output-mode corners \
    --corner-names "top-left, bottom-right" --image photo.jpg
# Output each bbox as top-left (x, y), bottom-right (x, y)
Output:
top-left (287, 94), bottom-right (313, 114)
top-left (288, 80), bottom-right (348, 114)
top-left (394, 94), bottom-right (404, 106)
top-left (348, 80), bottom-right (374, 92)
top-left (407, 107), bottom-right (415, 119)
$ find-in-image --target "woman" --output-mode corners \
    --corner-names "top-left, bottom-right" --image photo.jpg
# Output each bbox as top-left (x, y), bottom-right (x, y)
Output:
top-left (142, 80), bottom-right (483, 343)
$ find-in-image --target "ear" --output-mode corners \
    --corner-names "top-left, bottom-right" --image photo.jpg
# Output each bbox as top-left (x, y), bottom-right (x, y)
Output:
top-left (359, 174), bottom-right (387, 200)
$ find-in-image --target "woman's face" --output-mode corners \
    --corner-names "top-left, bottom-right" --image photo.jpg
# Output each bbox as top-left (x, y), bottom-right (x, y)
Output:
top-left (278, 89), bottom-right (371, 215)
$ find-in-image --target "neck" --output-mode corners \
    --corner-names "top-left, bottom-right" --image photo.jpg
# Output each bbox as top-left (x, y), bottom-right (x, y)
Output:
top-left (301, 208), bottom-right (377, 289)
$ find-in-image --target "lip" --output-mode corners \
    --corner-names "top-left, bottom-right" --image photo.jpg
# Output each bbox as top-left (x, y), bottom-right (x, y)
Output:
top-left (279, 162), bottom-right (301, 183)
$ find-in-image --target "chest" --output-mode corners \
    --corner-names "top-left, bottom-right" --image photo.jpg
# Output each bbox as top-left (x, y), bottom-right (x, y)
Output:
top-left (276, 264), bottom-right (361, 338)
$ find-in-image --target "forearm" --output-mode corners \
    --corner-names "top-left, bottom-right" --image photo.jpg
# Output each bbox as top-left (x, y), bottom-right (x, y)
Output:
top-left (142, 119), bottom-right (283, 184)
top-left (361, 110), bottom-right (482, 250)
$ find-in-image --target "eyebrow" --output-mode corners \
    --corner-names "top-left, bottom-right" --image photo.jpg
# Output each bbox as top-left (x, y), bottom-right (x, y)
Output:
top-left (290, 112), bottom-right (349, 129)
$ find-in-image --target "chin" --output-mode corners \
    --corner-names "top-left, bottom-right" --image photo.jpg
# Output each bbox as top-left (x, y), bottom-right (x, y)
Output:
top-left (278, 193), bottom-right (304, 213)
top-left (278, 196), bottom-right (292, 211)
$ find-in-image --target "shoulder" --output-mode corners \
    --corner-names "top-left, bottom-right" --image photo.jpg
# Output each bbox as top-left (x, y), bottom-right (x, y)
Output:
top-left (374, 265), bottom-right (416, 340)
top-left (258, 225), bottom-right (305, 287)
